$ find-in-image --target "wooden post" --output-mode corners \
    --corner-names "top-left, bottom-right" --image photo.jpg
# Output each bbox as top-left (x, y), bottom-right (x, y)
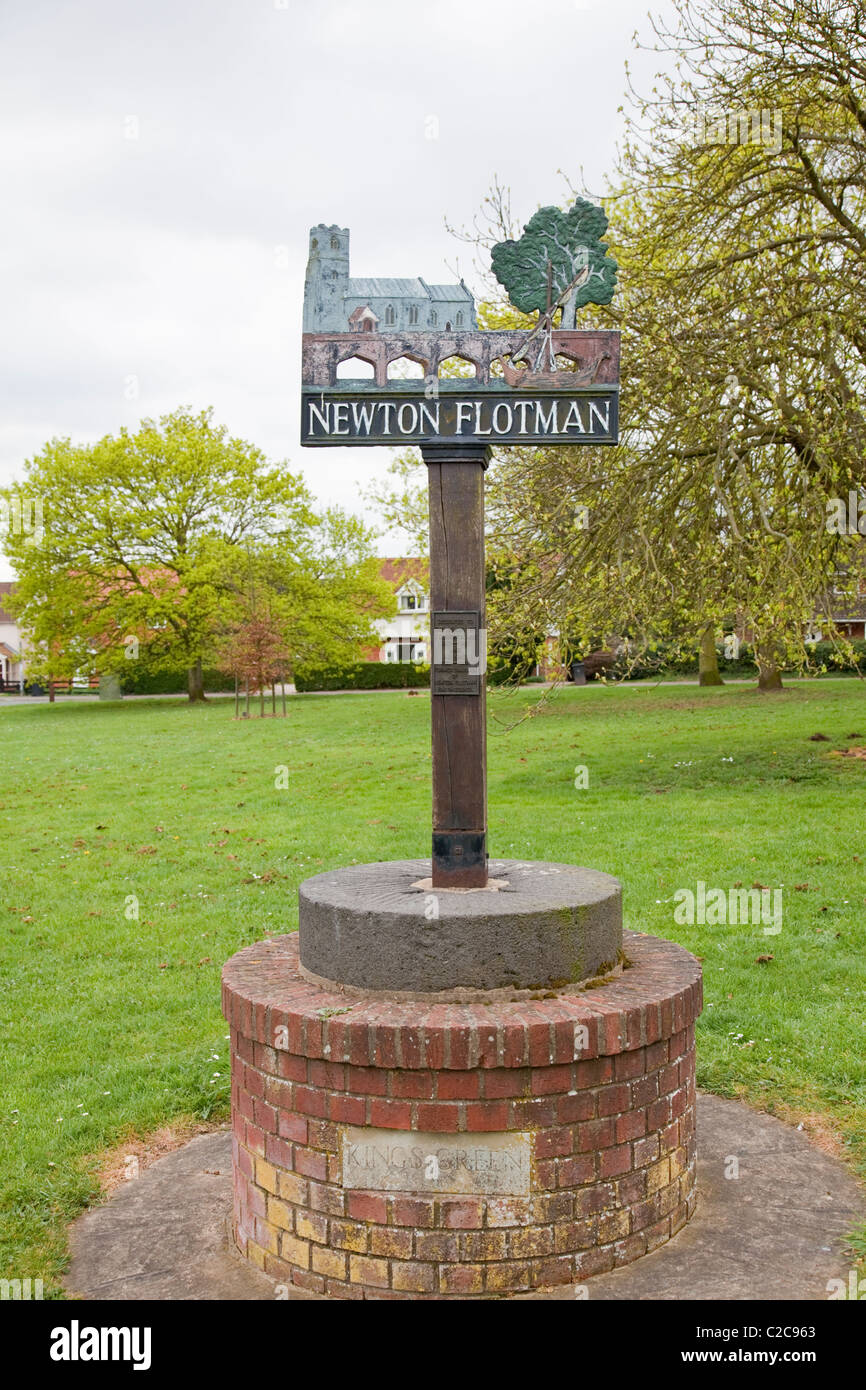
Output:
top-left (421, 441), bottom-right (490, 888)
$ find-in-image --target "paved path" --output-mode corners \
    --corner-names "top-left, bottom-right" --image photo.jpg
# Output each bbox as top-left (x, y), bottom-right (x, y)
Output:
top-left (65, 1094), bottom-right (864, 1301)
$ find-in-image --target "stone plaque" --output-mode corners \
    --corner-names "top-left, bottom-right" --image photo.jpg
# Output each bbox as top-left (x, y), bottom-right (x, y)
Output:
top-left (431, 610), bottom-right (483, 696)
top-left (341, 1127), bottom-right (532, 1196)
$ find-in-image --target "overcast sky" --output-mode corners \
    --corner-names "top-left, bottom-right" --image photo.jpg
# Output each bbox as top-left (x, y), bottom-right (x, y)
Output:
top-left (0, 0), bottom-right (673, 579)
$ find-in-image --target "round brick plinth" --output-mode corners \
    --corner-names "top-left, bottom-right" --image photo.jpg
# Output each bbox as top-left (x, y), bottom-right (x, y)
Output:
top-left (222, 929), bottom-right (702, 1299)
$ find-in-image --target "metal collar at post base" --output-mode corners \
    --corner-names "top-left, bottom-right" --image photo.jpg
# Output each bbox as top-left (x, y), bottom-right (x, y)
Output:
top-left (431, 831), bottom-right (487, 888)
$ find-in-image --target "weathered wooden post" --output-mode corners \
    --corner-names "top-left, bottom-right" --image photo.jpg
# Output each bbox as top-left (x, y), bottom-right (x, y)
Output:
top-left (423, 440), bottom-right (490, 887)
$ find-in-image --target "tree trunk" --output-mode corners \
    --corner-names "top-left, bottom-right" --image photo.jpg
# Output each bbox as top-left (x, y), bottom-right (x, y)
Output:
top-left (698, 626), bottom-right (724, 686)
top-left (187, 658), bottom-right (206, 702)
top-left (48, 677), bottom-right (56, 704)
top-left (756, 642), bottom-right (784, 691)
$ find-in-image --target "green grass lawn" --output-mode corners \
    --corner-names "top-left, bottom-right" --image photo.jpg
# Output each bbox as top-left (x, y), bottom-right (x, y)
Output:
top-left (2, 679), bottom-right (866, 1293)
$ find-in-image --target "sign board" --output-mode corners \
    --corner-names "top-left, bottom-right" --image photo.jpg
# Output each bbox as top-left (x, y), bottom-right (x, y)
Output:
top-left (301, 386), bottom-right (618, 446)
top-left (341, 1126), bottom-right (532, 1196)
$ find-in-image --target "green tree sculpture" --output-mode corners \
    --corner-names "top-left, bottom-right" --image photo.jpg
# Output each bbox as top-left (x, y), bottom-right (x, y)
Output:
top-left (490, 199), bottom-right (618, 333)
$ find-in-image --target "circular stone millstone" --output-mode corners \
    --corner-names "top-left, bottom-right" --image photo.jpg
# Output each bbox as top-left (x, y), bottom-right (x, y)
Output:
top-left (298, 858), bottom-right (622, 996)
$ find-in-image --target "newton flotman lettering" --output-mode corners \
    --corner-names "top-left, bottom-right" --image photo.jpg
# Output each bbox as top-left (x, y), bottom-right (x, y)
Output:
top-left (301, 389), bottom-right (618, 445)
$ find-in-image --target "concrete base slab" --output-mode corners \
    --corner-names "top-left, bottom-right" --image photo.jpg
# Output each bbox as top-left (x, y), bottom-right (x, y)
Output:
top-left (65, 1095), bottom-right (864, 1301)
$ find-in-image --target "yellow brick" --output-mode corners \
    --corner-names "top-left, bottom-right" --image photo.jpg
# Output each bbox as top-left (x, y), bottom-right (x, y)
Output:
top-left (329, 1220), bottom-right (368, 1253)
top-left (280, 1232), bottom-right (311, 1269)
top-left (255, 1159), bottom-right (279, 1195)
top-left (646, 1158), bottom-right (671, 1194)
top-left (296, 1209), bottom-right (329, 1244)
top-left (268, 1197), bottom-right (294, 1232)
top-left (278, 1171), bottom-right (308, 1205)
top-left (247, 1240), bottom-right (266, 1270)
top-left (597, 1209), bottom-right (630, 1243)
top-left (669, 1146), bottom-right (687, 1180)
top-left (349, 1254), bottom-right (390, 1288)
top-left (311, 1245), bottom-right (348, 1279)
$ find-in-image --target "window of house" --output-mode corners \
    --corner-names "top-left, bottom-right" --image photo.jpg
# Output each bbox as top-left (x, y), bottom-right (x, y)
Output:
top-left (400, 593), bottom-right (417, 610)
top-left (385, 305), bottom-right (395, 325)
top-left (456, 311), bottom-right (463, 327)
top-left (412, 644), bottom-right (426, 663)
top-left (409, 306), bottom-right (419, 325)
top-left (430, 311), bottom-right (438, 326)
top-left (330, 235), bottom-right (340, 250)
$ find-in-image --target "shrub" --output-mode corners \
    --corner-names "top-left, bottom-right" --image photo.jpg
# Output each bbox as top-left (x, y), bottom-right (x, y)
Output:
top-left (294, 662), bottom-right (430, 692)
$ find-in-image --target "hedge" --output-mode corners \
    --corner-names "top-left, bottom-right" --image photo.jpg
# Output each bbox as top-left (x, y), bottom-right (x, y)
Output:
top-left (294, 661), bottom-right (430, 692)
top-left (118, 667), bottom-right (236, 695)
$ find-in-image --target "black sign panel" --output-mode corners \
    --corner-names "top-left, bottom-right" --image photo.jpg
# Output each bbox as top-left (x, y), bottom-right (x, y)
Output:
top-left (300, 387), bottom-right (619, 446)
top-left (431, 611), bottom-right (483, 696)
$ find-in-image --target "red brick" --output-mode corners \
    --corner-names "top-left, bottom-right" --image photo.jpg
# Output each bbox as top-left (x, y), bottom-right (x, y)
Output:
top-left (574, 1056), bottom-right (613, 1087)
top-left (293, 1086), bottom-right (329, 1119)
top-left (613, 1047), bottom-right (646, 1080)
top-left (392, 1196), bottom-right (435, 1228)
top-left (647, 1095), bottom-right (673, 1130)
top-left (531, 1255), bottom-right (574, 1288)
top-left (369, 1098), bottom-right (412, 1129)
top-left (599, 1144), bottom-right (633, 1179)
top-left (440, 1263), bottom-right (484, 1295)
top-left (535, 1126), bottom-right (573, 1159)
top-left (437, 1071), bottom-right (481, 1100)
top-left (265, 1134), bottom-right (293, 1168)
top-left (657, 1062), bottom-right (680, 1096)
top-left (277, 1051), bottom-right (307, 1083)
top-left (597, 1083), bottom-right (630, 1117)
top-left (575, 1117), bottom-right (614, 1152)
top-left (346, 1065), bottom-right (388, 1096)
top-left (465, 1102), bottom-right (509, 1131)
top-left (346, 1191), bottom-right (389, 1224)
top-left (277, 1110), bottom-right (307, 1144)
top-left (631, 1073), bottom-right (659, 1108)
top-left (615, 1108), bottom-right (646, 1144)
top-left (390, 1070), bottom-right (435, 1099)
top-left (308, 1059), bottom-right (346, 1090)
top-left (293, 1147), bottom-right (328, 1181)
top-left (530, 1064), bottom-right (574, 1095)
top-left (510, 1096), bottom-right (557, 1128)
top-left (557, 1090), bottom-right (595, 1124)
top-left (415, 1103), bottom-right (460, 1133)
top-left (328, 1093), bottom-right (366, 1125)
top-left (244, 1065), bottom-right (265, 1099)
top-left (245, 1123), bottom-right (265, 1157)
top-left (440, 1198), bottom-right (483, 1229)
top-left (557, 1154), bottom-right (595, 1187)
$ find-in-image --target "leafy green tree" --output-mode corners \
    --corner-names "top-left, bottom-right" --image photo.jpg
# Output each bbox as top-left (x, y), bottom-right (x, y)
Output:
top-left (1, 408), bottom-right (392, 701)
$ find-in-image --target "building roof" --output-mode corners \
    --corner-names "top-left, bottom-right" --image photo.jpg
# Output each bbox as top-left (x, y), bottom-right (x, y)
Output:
top-left (348, 277), bottom-right (427, 299)
top-left (0, 580), bottom-right (16, 624)
top-left (379, 557), bottom-right (428, 589)
top-left (421, 280), bottom-right (474, 302)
